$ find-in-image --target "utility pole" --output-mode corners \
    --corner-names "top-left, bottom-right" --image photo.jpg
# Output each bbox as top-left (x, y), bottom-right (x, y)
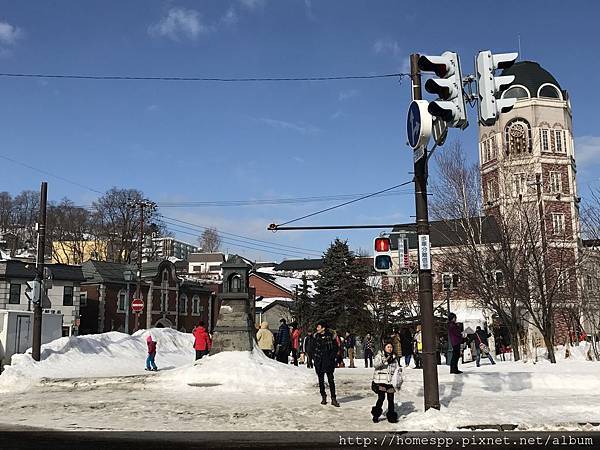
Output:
top-left (32, 182), bottom-right (48, 362)
top-left (128, 198), bottom-right (156, 331)
top-left (410, 53), bottom-right (440, 411)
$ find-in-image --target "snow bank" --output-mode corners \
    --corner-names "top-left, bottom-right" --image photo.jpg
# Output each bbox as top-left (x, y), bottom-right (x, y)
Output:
top-left (156, 345), bottom-right (312, 393)
top-left (0, 328), bottom-right (194, 392)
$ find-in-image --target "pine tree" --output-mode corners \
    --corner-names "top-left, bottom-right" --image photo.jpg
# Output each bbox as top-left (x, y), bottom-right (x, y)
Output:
top-left (313, 239), bottom-right (371, 334)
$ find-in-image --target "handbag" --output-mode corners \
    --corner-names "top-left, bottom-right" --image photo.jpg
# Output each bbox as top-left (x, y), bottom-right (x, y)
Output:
top-left (390, 365), bottom-right (403, 390)
top-left (476, 334), bottom-right (489, 354)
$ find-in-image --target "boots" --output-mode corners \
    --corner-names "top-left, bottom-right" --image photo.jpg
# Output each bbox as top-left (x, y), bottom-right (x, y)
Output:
top-left (331, 397), bottom-right (340, 407)
top-left (386, 411), bottom-right (399, 423)
top-left (371, 406), bottom-right (382, 423)
top-left (321, 395), bottom-right (327, 405)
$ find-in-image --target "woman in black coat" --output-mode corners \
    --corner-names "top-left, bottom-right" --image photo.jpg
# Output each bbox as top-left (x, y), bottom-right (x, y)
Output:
top-left (400, 328), bottom-right (414, 367)
top-left (312, 320), bottom-right (340, 407)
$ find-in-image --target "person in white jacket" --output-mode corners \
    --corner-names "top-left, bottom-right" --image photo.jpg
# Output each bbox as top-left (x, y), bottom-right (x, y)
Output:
top-left (370, 342), bottom-right (400, 423)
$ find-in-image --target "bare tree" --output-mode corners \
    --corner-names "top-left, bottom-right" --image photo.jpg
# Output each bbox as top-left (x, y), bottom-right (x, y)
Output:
top-left (199, 227), bottom-right (221, 252)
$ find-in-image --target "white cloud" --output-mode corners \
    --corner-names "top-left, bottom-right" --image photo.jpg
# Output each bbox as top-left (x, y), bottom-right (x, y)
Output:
top-left (146, 104), bottom-right (159, 112)
top-left (239, 0), bottom-right (266, 9)
top-left (373, 38), bottom-right (401, 56)
top-left (338, 89), bottom-right (359, 101)
top-left (259, 117), bottom-right (320, 135)
top-left (148, 8), bottom-right (212, 41)
top-left (330, 110), bottom-right (344, 120)
top-left (575, 136), bottom-right (600, 165)
top-left (220, 7), bottom-right (239, 26)
top-left (293, 156), bottom-right (305, 163)
top-left (304, 0), bottom-right (316, 21)
top-left (400, 56), bottom-right (411, 74)
top-left (0, 20), bottom-right (23, 46)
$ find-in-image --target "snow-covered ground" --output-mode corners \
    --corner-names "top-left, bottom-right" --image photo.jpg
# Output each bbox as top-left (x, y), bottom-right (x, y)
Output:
top-left (0, 330), bottom-right (599, 432)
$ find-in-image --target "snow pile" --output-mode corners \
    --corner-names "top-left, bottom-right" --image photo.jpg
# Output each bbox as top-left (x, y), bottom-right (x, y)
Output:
top-left (0, 328), bottom-right (194, 392)
top-left (156, 345), bottom-right (312, 393)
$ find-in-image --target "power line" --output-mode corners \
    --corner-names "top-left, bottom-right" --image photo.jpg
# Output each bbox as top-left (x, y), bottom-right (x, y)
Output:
top-left (163, 223), bottom-right (310, 259)
top-left (156, 190), bottom-right (413, 207)
top-left (0, 72), bottom-right (409, 83)
top-left (158, 214), bottom-right (322, 255)
top-left (272, 180), bottom-right (414, 228)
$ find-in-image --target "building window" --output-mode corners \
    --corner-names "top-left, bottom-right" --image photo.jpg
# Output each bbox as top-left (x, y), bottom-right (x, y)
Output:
top-left (192, 295), bottom-right (200, 315)
top-left (538, 84), bottom-right (561, 99)
top-left (208, 265), bottom-right (221, 272)
top-left (513, 173), bottom-right (527, 197)
top-left (482, 139), bottom-right (490, 163)
top-left (9, 283), bottom-right (21, 304)
top-left (557, 270), bottom-right (570, 293)
top-left (117, 290), bottom-right (126, 312)
top-left (62, 326), bottom-right (71, 337)
top-left (442, 273), bottom-right (459, 290)
top-left (554, 130), bottom-right (564, 153)
top-left (540, 129), bottom-right (550, 152)
top-left (229, 274), bottom-right (242, 293)
top-left (505, 119), bottom-right (532, 155)
top-left (63, 286), bottom-right (74, 306)
top-left (193, 266), bottom-right (202, 272)
top-left (493, 271), bottom-right (506, 288)
top-left (549, 171), bottom-right (562, 193)
top-left (552, 213), bottom-right (565, 235)
top-left (80, 292), bottom-right (87, 307)
top-left (162, 270), bottom-right (169, 284)
top-left (503, 86), bottom-right (530, 100)
top-left (179, 294), bottom-right (188, 314)
top-left (486, 179), bottom-right (496, 202)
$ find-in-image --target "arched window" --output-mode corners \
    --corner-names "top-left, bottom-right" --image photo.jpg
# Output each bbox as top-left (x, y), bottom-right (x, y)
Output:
top-left (229, 274), bottom-right (242, 293)
top-left (179, 294), bottom-right (188, 314)
top-left (538, 83), bottom-right (562, 99)
top-left (502, 85), bottom-right (530, 100)
top-left (505, 119), bottom-right (532, 155)
top-left (162, 269), bottom-right (169, 284)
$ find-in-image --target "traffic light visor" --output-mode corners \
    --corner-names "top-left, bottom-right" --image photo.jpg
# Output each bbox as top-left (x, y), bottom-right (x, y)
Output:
top-left (374, 237), bottom-right (390, 252)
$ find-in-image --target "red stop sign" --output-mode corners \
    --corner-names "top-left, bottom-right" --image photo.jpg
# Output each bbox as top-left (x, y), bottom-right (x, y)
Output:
top-left (131, 299), bottom-right (144, 313)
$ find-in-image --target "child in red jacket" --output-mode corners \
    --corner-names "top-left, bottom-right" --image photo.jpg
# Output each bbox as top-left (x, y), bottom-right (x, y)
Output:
top-left (146, 335), bottom-right (158, 371)
top-left (192, 321), bottom-right (212, 360)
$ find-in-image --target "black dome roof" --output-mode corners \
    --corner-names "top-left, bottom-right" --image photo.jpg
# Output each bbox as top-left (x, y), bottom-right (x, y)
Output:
top-left (500, 61), bottom-right (562, 98)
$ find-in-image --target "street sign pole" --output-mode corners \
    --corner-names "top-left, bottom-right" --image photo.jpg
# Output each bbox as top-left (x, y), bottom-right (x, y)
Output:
top-left (410, 53), bottom-right (440, 411)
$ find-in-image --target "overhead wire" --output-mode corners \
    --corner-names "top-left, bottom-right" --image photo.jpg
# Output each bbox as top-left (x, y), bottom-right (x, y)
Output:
top-left (0, 72), bottom-right (409, 83)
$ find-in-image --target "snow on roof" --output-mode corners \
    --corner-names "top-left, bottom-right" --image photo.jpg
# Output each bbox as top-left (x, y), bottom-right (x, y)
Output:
top-left (255, 267), bottom-right (317, 296)
top-left (255, 296), bottom-right (294, 309)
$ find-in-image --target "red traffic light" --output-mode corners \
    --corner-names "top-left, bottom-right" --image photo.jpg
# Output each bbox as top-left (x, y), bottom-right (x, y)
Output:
top-left (374, 237), bottom-right (391, 253)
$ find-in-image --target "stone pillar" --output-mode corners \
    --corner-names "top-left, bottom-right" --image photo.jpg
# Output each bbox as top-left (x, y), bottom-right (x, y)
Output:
top-left (209, 293), bottom-right (254, 354)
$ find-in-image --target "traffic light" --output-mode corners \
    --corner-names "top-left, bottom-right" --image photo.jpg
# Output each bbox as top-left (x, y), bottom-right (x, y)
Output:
top-left (475, 51), bottom-right (518, 126)
top-left (373, 237), bottom-right (392, 272)
top-left (418, 52), bottom-right (468, 130)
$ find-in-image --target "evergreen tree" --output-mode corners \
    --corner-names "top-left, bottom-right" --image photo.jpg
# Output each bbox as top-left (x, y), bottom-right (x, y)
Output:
top-left (291, 275), bottom-right (314, 333)
top-left (313, 239), bottom-right (371, 335)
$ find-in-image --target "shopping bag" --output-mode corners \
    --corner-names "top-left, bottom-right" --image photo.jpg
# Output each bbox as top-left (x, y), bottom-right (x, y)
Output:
top-left (391, 366), bottom-right (403, 390)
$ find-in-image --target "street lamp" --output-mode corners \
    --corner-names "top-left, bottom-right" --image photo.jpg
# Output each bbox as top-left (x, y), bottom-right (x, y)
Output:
top-left (123, 269), bottom-right (135, 334)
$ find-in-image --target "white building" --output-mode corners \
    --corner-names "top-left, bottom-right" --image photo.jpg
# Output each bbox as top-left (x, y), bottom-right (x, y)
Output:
top-left (143, 237), bottom-right (198, 262)
top-left (187, 253), bottom-right (226, 280)
top-left (0, 260), bottom-right (85, 336)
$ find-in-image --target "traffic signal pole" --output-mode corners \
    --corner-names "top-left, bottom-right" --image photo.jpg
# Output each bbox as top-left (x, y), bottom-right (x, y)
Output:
top-left (32, 182), bottom-right (48, 362)
top-left (410, 53), bottom-right (440, 411)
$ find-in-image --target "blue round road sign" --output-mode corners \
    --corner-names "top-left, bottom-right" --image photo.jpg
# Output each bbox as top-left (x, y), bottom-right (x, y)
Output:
top-left (406, 100), bottom-right (432, 150)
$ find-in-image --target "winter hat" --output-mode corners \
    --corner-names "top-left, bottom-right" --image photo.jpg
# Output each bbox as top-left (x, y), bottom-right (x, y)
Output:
top-left (146, 335), bottom-right (153, 343)
top-left (448, 312), bottom-right (457, 322)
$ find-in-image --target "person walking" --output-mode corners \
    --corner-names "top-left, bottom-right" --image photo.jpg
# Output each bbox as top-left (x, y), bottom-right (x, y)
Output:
top-left (291, 322), bottom-right (301, 366)
top-left (390, 329), bottom-right (402, 359)
top-left (400, 328), bottom-right (414, 368)
top-left (413, 326), bottom-right (423, 369)
top-left (474, 326), bottom-right (496, 367)
top-left (370, 342), bottom-right (400, 423)
top-left (313, 320), bottom-right (340, 407)
top-left (192, 321), bottom-right (212, 360)
top-left (304, 333), bottom-right (315, 369)
top-left (334, 331), bottom-right (345, 368)
top-left (145, 335), bottom-right (158, 371)
top-left (363, 333), bottom-right (374, 368)
top-left (448, 313), bottom-right (463, 374)
top-left (256, 321), bottom-right (275, 358)
top-left (345, 331), bottom-right (356, 368)
top-left (276, 318), bottom-right (291, 363)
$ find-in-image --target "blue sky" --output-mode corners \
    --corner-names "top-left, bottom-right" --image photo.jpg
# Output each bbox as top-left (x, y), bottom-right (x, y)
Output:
top-left (0, 0), bottom-right (598, 261)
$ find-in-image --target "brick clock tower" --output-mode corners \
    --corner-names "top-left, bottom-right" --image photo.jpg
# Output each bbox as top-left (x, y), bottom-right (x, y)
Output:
top-left (479, 61), bottom-right (580, 344)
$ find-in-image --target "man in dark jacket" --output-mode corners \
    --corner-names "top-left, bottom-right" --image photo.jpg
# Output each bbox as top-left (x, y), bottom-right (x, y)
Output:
top-left (313, 320), bottom-right (340, 407)
top-left (344, 331), bottom-right (356, 368)
top-left (448, 313), bottom-right (463, 374)
top-left (474, 326), bottom-right (496, 367)
top-left (276, 318), bottom-right (291, 363)
top-left (400, 328), bottom-right (414, 367)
